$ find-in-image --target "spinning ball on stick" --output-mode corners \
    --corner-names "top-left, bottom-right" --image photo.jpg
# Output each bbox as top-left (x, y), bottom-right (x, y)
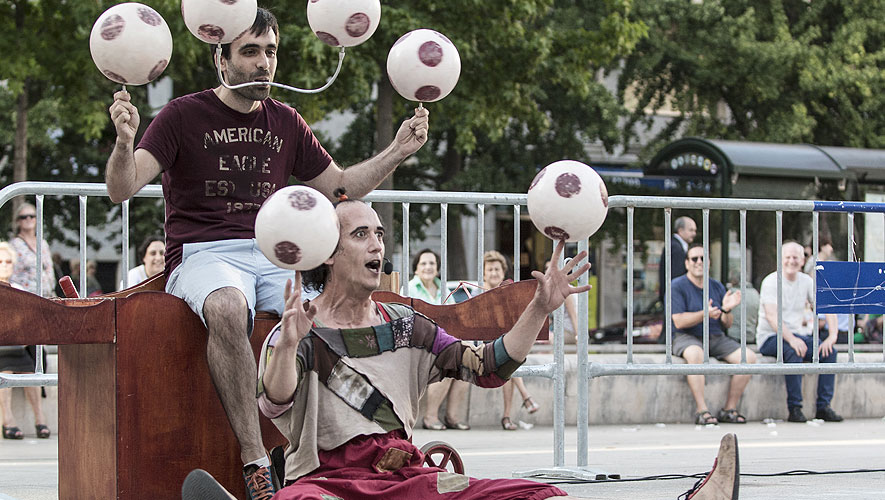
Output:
top-left (527, 160), bottom-right (609, 242)
top-left (307, 0), bottom-right (381, 47)
top-left (181, 0), bottom-right (258, 44)
top-left (255, 186), bottom-right (340, 271)
top-left (89, 3), bottom-right (173, 85)
top-left (386, 29), bottom-right (461, 103)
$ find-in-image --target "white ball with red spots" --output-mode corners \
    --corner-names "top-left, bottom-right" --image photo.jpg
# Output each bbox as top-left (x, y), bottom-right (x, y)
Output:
top-left (181, 0), bottom-right (257, 44)
top-left (527, 160), bottom-right (609, 242)
top-left (255, 186), bottom-right (340, 270)
top-left (386, 29), bottom-right (461, 103)
top-left (307, 0), bottom-right (381, 48)
top-left (89, 3), bottom-right (173, 85)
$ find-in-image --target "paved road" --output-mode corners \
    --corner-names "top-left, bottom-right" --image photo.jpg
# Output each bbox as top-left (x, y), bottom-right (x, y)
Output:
top-left (2, 418), bottom-right (884, 499)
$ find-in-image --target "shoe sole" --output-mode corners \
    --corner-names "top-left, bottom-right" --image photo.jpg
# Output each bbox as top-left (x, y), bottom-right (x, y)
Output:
top-left (182, 469), bottom-right (236, 500)
top-left (689, 433), bottom-right (739, 500)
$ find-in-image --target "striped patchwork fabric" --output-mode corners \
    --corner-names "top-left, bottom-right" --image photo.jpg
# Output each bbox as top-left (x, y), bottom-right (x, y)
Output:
top-left (259, 303), bottom-right (521, 427)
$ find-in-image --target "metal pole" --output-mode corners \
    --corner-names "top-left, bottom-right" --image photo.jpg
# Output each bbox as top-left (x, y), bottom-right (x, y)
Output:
top-left (440, 204), bottom-right (448, 302)
top-left (702, 209), bottom-right (710, 363)
top-left (626, 206), bottom-right (634, 364)
top-left (477, 204), bottom-right (485, 286)
top-left (776, 211), bottom-right (783, 363)
top-left (513, 205), bottom-right (521, 282)
top-left (402, 203), bottom-right (409, 296)
top-left (739, 209), bottom-right (747, 362)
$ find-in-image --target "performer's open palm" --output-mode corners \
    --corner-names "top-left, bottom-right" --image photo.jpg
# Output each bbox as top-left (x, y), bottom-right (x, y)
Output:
top-left (530, 240), bottom-right (592, 315)
top-left (280, 272), bottom-right (317, 348)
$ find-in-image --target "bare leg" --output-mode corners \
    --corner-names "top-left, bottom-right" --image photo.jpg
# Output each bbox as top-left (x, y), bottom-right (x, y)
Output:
top-left (0, 376), bottom-right (15, 427)
top-left (501, 379), bottom-right (515, 419)
top-left (424, 379), bottom-right (452, 425)
top-left (203, 287), bottom-right (264, 465)
top-left (512, 376), bottom-right (531, 401)
top-left (681, 346), bottom-right (709, 414)
top-left (23, 386), bottom-right (46, 426)
top-left (445, 380), bottom-right (469, 422)
top-left (723, 349), bottom-right (756, 411)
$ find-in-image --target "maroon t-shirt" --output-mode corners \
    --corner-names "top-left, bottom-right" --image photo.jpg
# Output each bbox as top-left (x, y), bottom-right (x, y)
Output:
top-left (137, 90), bottom-right (332, 274)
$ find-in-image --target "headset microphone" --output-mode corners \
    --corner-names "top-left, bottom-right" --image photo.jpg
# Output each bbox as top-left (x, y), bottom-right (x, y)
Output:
top-left (382, 258), bottom-right (394, 275)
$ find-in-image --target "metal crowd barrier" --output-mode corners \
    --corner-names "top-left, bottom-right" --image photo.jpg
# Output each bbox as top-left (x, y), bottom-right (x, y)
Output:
top-left (2, 182), bottom-right (885, 482)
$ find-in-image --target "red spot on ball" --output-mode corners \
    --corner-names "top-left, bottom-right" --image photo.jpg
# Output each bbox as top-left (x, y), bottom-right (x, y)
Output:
top-left (418, 41), bottom-right (443, 67)
top-left (316, 31), bottom-right (340, 46)
top-left (221, 0), bottom-right (238, 4)
top-left (529, 168), bottom-right (546, 190)
top-left (415, 86), bottom-right (441, 101)
top-left (600, 183), bottom-right (608, 208)
top-left (104, 70), bottom-right (128, 84)
top-left (138, 7), bottom-right (162, 26)
top-left (392, 32), bottom-right (411, 47)
top-left (148, 60), bottom-right (168, 82)
top-left (101, 15), bottom-right (125, 41)
top-left (345, 13), bottom-right (370, 37)
top-left (544, 226), bottom-right (570, 241)
top-left (554, 173), bottom-right (582, 198)
top-left (288, 191), bottom-right (317, 211)
top-left (310, 0), bottom-right (320, 3)
top-left (198, 24), bottom-right (225, 43)
top-left (274, 241), bottom-right (302, 265)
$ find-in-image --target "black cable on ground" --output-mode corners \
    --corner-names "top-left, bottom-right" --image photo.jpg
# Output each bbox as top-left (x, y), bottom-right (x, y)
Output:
top-left (542, 468), bottom-right (885, 485)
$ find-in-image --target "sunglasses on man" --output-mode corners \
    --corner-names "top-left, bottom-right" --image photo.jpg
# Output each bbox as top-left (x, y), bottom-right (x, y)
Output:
top-left (17, 214), bottom-right (36, 221)
top-left (688, 255), bottom-right (704, 263)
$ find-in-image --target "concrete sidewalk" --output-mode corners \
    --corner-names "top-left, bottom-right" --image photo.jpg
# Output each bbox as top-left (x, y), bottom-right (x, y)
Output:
top-left (1, 419), bottom-right (884, 499)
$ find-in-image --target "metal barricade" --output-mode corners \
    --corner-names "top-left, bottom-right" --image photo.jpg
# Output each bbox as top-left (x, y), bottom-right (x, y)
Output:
top-left (513, 196), bottom-right (885, 481)
top-left (3, 181), bottom-right (885, 483)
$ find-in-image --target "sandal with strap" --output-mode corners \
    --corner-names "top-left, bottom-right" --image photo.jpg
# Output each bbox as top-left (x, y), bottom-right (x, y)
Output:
top-left (2, 425), bottom-right (23, 440)
top-left (523, 397), bottom-right (540, 414)
top-left (501, 417), bottom-right (518, 430)
top-left (694, 410), bottom-right (719, 425)
top-left (36, 424), bottom-right (51, 438)
top-left (717, 408), bottom-right (747, 424)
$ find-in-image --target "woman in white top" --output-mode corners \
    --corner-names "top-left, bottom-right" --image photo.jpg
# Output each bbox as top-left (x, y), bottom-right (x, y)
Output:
top-left (120, 235), bottom-right (165, 290)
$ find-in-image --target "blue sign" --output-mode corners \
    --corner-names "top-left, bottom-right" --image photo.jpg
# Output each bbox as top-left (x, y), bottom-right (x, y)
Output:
top-left (816, 261), bottom-right (885, 314)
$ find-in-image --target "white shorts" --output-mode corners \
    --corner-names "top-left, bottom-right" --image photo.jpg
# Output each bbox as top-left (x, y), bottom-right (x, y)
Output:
top-left (165, 239), bottom-right (317, 335)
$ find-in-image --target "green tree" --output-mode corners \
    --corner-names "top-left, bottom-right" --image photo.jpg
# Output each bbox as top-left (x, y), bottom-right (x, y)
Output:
top-left (618, 0), bottom-right (885, 157)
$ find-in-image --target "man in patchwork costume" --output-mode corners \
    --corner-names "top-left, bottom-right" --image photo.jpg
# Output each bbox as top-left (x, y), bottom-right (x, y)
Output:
top-left (184, 198), bottom-right (740, 500)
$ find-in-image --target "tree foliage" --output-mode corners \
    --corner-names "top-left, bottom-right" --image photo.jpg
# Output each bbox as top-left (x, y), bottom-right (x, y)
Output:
top-left (618, 0), bottom-right (885, 158)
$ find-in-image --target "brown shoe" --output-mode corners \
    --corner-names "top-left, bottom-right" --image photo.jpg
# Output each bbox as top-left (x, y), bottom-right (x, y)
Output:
top-left (683, 433), bottom-right (739, 500)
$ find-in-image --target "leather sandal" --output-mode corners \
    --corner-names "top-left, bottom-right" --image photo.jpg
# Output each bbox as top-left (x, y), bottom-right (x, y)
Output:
top-left (2, 425), bottom-right (23, 440)
top-left (717, 408), bottom-right (747, 424)
top-left (35, 424), bottom-right (51, 438)
top-left (501, 417), bottom-right (518, 430)
top-left (694, 410), bottom-right (719, 425)
top-left (522, 396), bottom-right (540, 414)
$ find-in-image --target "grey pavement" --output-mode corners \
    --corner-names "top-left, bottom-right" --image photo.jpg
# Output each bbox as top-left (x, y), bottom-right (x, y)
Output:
top-left (1, 419), bottom-right (884, 499)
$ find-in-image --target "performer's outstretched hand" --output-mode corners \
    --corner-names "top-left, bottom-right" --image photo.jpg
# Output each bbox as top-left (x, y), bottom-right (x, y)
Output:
top-left (279, 272), bottom-right (317, 349)
top-left (529, 240), bottom-right (592, 316)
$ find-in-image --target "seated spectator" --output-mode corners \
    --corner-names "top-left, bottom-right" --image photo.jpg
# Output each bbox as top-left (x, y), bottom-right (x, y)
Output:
top-left (410, 249), bottom-right (470, 431)
top-left (671, 244), bottom-right (755, 425)
top-left (70, 259), bottom-right (103, 297)
top-left (864, 314), bottom-right (883, 343)
top-left (120, 234), bottom-right (165, 290)
top-left (725, 270), bottom-right (759, 344)
top-left (757, 241), bottom-right (843, 423)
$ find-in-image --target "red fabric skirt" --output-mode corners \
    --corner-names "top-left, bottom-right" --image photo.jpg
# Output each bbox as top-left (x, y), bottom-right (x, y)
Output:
top-left (273, 431), bottom-right (567, 500)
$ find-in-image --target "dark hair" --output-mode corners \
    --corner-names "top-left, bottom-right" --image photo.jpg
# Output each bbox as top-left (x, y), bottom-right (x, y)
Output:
top-left (219, 8), bottom-right (279, 60)
top-left (411, 249), bottom-right (440, 276)
top-left (685, 243), bottom-right (704, 259)
top-left (137, 234), bottom-right (165, 261)
top-left (301, 191), bottom-right (365, 293)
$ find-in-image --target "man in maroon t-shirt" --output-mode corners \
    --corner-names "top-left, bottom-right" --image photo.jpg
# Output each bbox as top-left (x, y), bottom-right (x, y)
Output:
top-left (105, 8), bottom-right (429, 498)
